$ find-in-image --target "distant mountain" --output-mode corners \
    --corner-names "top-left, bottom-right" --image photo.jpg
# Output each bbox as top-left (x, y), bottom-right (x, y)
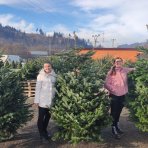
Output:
top-left (0, 24), bottom-right (92, 57)
top-left (118, 41), bottom-right (148, 48)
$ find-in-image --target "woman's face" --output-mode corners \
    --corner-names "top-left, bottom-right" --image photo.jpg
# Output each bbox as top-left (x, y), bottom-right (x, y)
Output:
top-left (44, 63), bottom-right (52, 73)
top-left (114, 59), bottom-right (123, 68)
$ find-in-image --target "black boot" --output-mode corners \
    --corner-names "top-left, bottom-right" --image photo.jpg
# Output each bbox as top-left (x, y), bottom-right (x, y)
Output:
top-left (40, 133), bottom-right (50, 144)
top-left (40, 136), bottom-right (50, 144)
top-left (44, 130), bottom-right (51, 138)
top-left (115, 122), bottom-right (124, 134)
top-left (112, 126), bottom-right (121, 139)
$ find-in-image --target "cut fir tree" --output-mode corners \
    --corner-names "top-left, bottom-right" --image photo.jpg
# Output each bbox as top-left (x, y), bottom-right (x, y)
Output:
top-left (0, 66), bottom-right (32, 141)
top-left (51, 51), bottom-right (112, 144)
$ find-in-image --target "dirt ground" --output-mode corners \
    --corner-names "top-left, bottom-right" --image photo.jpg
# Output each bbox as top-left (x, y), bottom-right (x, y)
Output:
top-left (0, 98), bottom-right (148, 148)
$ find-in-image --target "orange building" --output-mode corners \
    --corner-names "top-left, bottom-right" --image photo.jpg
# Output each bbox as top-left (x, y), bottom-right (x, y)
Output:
top-left (80, 48), bottom-right (142, 62)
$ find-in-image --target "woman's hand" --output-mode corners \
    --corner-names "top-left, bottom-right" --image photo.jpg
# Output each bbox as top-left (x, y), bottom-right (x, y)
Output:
top-left (33, 103), bottom-right (39, 107)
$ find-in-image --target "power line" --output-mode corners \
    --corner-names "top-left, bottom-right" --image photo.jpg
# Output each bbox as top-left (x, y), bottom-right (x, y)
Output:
top-left (23, 0), bottom-right (50, 13)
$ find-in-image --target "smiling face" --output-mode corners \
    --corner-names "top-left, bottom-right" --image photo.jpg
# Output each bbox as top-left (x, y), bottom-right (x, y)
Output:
top-left (44, 63), bottom-right (52, 73)
top-left (114, 58), bottom-right (123, 68)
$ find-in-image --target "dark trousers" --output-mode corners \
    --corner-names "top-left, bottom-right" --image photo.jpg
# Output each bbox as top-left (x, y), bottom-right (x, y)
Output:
top-left (37, 107), bottom-right (51, 137)
top-left (110, 94), bottom-right (125, 126)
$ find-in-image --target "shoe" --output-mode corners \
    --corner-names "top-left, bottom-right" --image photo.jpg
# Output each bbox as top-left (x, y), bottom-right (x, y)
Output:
top-left (116, 126), bottom-right (124, 134)
top-left (47, 133), bottom-right (51, 138)
top-left (116, 122), bottom-right (124, 134)
top-left (44, 130), bottom-right (51, 138)
top-left (112, 126), bottom-right (121, 139)
top-left (113, 134), bottom-right (121, 139)
top-left (40, 136), bottom-right (50, 144)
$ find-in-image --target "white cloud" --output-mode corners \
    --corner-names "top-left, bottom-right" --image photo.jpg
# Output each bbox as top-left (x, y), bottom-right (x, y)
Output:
top-left (0, 14), bottom-right (35, 33)
top-left (71, 0), bottom-right (124, 11)
top-left (0, 0), bottom-right (148, 47)
top-left (70, 0), bottom-right (148, 46)
top-left (0, 0), bottom-right (20, 5)
top-left (93, 14), bottom-right (117, 26)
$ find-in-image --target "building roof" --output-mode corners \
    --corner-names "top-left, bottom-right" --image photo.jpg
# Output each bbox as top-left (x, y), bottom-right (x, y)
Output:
top-left (1, 55), bottom-right (22, 63)
top-left (30, 51), bottom-right (48, 56)
top-left (80, 48), bottom-right (142, 62)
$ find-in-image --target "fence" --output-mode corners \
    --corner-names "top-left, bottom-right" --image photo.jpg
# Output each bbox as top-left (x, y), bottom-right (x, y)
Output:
top-left (22, 80), bottom-right (36, 98)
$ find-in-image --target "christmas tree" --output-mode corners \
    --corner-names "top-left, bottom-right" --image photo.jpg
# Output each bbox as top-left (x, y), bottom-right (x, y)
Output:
top-left (0, 55), bottom-right (32, 141)
top-left (128, 57), bottom-right (148, 132)
top-left (51, 50), bottom-right (112, 143)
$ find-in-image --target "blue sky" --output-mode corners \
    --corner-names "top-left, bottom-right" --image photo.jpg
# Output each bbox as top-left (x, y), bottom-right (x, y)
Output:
top-left (0, 0), bottom-right (148, 47)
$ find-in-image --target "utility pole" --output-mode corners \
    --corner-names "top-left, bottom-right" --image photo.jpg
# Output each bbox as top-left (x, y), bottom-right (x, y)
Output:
top-left (146, 24), bottom-right (148, 31)
top-left (111, 38), bottom-right (116, 48)
top-left (73, 31), bottom-right (78, 49)
top-left (102, 32), bottom-right (104, 43)
top-left (67, 33), bottom-right (71, 50)
top-left (96, 32), bottom-right (104, 47)
top-left (92, 34), bottom-right (100, 49)
top-left (48, 35), bottom-right (52, 56)
top-left (146, 24), bottom-right (148, 43)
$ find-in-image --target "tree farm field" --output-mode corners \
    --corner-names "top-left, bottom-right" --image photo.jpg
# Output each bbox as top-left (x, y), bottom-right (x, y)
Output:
top-left (0, 98), bottom-right (148, 148)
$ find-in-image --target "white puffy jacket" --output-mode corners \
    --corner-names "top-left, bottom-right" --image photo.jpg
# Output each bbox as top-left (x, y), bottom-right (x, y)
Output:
top-left (34, 69), bottom-right (56, 108)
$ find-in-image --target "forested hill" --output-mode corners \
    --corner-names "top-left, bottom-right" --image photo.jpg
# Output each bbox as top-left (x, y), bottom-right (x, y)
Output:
top-left (118, 42), bottom-right (148, 48)
top-left (0, 24), bottom-right (91, 56)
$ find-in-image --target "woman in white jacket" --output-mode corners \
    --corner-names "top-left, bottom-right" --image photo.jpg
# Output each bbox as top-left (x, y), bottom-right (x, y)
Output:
top-left (34, 62), bottom-right (56, 142)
